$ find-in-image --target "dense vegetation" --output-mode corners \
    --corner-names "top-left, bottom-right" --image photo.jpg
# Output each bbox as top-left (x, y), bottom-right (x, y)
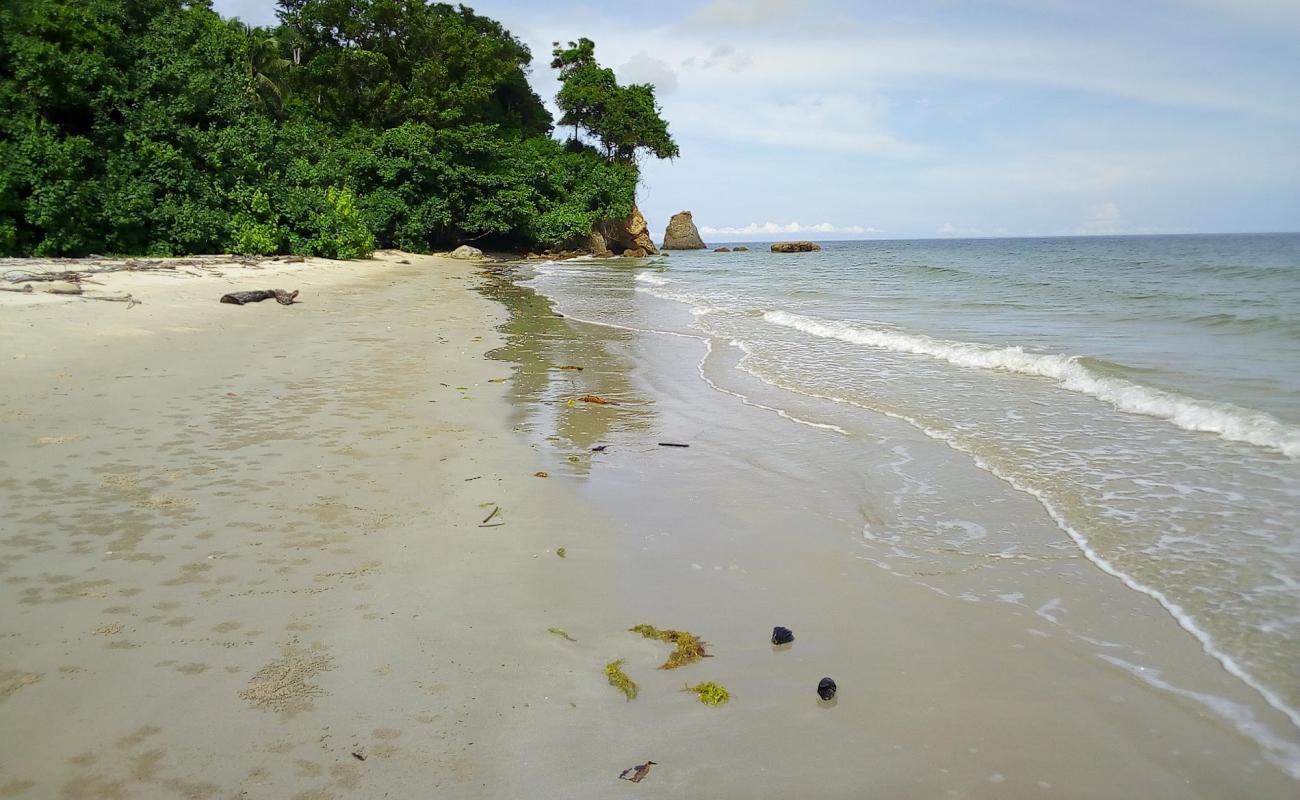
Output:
top-left (0, 0), bottom-right (676, 258)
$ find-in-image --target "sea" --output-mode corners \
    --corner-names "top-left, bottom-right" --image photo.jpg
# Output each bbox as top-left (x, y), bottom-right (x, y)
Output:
top-left (521, 233), bottom-right (1300, 771)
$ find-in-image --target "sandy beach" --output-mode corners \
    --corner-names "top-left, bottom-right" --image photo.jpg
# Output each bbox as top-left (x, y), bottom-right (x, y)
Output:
top-left (1, 252), bottom-right (1296, 798)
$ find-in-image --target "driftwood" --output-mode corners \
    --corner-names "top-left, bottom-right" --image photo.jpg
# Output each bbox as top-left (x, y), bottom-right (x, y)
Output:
top-left (219, 289), bottom-right (298, 306)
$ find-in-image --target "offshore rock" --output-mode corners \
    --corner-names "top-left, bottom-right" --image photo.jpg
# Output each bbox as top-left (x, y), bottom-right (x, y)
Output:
top-left (662, 211), bottom-right (707, 250)
top-left (771, 241), bottom-right (821, 253)
top-left (622, 247), bottom-right (647, 258)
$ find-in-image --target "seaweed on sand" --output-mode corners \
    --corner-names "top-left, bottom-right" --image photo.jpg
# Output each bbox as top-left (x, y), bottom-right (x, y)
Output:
top-left (629, 624), bottom-right (710, 669)
top-left (683, 681), bottom-right (730, 706)
top-left (548, 627), bottom-right (576, 642)
top-left (605, 659), bottom-right (639, 700)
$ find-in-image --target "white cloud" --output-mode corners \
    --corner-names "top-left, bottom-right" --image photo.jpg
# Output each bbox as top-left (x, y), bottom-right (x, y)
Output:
top-left (618, 53), bottom-right (679, 94)
top-left (700, 221), bottom-right (876, 236)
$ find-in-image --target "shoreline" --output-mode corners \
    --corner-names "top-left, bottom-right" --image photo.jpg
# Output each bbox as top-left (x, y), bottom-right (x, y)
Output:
top-left (0, 252), bottom-right (1296, 797)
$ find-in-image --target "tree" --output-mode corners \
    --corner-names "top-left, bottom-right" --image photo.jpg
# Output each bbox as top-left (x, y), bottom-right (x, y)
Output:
top-left (551, 38), bottom-right (678, 164)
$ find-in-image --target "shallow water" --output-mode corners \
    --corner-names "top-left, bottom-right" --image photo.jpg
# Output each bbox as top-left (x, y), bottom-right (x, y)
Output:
top-left (520, 233), bottom-right (1300, 774)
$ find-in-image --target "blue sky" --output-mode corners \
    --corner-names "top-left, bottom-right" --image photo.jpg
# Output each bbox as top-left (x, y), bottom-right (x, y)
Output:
top-left (213, 0), bottom-right (1300, 239)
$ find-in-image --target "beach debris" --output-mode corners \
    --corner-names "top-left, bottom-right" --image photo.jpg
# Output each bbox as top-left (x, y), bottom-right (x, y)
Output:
top-left (479, 506), bottom-right (502, 525)
top-left (817, 677), bottom-right (837, 701)
top-left (219, 289), bottom-right (298, 305)
top-left (556, 365), bottom-right (584, 371)
top-left (351, 751), bottom-right (366, 761)
top-left (591, 445), bottom-right (608, 452)
top-left (576, 394), bottom-right (616, 405)
top-left (548, 627), bottom-right (576, 642)
top-left (683, 681), bottom-right (731, 706)
top-left (464, 476), bottom-right (482, 481)
top-left (630, 624), bottom-right (710, 669)
top-left (556, 547), bottom-right (567, 558)
top-left (534, 471), bottom-right (549, 478)
top-left (657, 442), bottom-right (690, 448)
top-left (771, 626), bottom-right (795, 646)
top-left (618, 761), bottom-right (658, 783)
top-left (605, 659), bottom-right (639, 700)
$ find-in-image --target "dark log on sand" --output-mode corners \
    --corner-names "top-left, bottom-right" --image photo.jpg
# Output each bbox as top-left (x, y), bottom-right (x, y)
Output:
top-left (219, 289), bottom-right (298, 306)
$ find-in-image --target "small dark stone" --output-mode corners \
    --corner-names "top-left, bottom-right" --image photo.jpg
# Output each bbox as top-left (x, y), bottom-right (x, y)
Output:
top-left (817, 677), bottom-right (837, 701)
top-left (771, 626), bottom-right (794, 645)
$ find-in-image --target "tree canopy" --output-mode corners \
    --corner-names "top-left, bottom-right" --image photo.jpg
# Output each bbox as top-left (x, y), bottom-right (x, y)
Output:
top-left (551, 38), bottom-right (679, 164)
top-left (0, 0), bottom-right (656, 257)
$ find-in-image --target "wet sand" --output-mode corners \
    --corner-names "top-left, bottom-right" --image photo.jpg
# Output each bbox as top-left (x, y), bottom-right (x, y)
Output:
top-left (0, 254), bottom-right (1295, 798)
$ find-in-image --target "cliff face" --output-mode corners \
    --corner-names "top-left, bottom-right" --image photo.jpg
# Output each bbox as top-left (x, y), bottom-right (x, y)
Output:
top-left (662, 211), bottom-right (706, 250)
top-left (594, 204), bottom-right (659, 255)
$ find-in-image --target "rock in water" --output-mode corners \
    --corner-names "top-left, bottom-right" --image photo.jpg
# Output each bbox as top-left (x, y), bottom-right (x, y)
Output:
top-left (662, 211), bottom-right (707, 250)
top-left (817, 677), bottom-right (837, 701)
top-left (449, 245), bottom-right (483, 259)
top-left (771, 626), bottom-right (795, 645)
top-left (771, 241), bottom-right (822, 253)
top-left (733, 245), bottom-right (750, 252)
top-left (714, 246), bottom-right (731, 252)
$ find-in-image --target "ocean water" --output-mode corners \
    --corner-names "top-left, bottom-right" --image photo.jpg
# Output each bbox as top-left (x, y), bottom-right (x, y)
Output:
top-left (522, 233), bottom-right (1300, 766)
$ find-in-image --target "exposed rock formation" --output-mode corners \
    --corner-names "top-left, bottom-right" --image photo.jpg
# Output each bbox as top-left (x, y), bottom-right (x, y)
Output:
top-left (594, 204), bottom-right (658, 256)
top-left (662, 211), bottom-right (706, 250)
top-left (770, 241), bottom-right (822, 253)
top-left (622, 247), bottom-right (647, 258)
top-left (449, 245), bottom-right (484, 259)
top-left (733, 245), bottom-right (749, 252)
top-left (714, 247), bottom-right (731, 252)
top-left (588, 230), bottom-right (614, 258)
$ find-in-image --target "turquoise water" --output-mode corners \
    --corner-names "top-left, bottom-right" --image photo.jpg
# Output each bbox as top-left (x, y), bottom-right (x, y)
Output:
top-left (523, 233), bottom-right (1300, 767)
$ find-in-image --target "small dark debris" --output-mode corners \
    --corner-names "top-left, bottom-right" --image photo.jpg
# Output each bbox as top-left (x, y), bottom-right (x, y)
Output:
top-left (818, 677), bottom-right (837, 701)
top-left (619, 760), bottom-right (658, 783)
top-left (591, 445), bottom-right (608, 452)
top-left (351, 751), bottom-right (366, 761)
top-left (657, 442), bottom-right (690, 448)
top-left (771, 626), bottom-right (794, 645)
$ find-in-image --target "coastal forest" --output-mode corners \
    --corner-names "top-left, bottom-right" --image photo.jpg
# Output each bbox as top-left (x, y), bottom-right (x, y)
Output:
top-left (0, 0), bottom-right (676, 258)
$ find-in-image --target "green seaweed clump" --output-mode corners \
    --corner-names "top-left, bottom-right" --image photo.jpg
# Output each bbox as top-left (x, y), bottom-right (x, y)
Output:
top-left (630, 624), bottom-right (709, 669)
top-left (684, 681), bottom-right (730, 706)
top-left (548, 627), bottom-right (576, 642)
top-left (556, 547), bottom-right (567, 558)
top-left (605, 659), bottom-right (639, 700)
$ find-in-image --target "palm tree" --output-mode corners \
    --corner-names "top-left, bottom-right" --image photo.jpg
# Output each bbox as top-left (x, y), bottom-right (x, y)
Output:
top-left (238, 23), bottom-right (291, 114)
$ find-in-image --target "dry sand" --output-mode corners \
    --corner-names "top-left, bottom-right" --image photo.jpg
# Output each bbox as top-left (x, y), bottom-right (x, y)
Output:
top-left (1, 252), bottom-right (1296, 798)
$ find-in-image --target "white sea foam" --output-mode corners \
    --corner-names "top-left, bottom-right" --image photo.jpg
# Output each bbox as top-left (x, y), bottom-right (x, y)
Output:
top-left (634, 272), bottom-right (672, 286)
top-left (764, 310), bottom-right (1300, 458)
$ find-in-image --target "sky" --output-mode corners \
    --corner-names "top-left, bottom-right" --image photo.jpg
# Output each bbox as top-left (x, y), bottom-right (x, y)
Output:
top-left (212, 0), bottom-right (1300, 240)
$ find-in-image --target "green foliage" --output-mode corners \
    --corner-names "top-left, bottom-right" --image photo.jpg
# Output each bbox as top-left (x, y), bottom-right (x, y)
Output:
top-left (0, 0), bottom-right (664, 257)
top-left (307, 186), bottom-right (374, 259)
top-left (551, 38), bottom-right (678, 164)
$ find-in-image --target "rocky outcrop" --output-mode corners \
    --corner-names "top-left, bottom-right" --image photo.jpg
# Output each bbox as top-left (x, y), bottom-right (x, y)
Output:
top-left (662, 211), bottom-right (706, 250)
top-left (595, 204), bottom-right (658, 256)
top-left (449, 244), bottom-right (484, 259)
top-left (622, 247), bottom-right (647, 258)
top-left (733, 245), bottom-right (749, 252)
top-left (770, 241), bottom-right (822, 253)
top-left (714, 247), bottom-right (731, 252)
top-left (588, 230), bottom-right (614, 258)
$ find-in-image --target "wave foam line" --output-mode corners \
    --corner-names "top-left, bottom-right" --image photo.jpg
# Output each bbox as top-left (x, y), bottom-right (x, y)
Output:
top-left (730, 359), bottom-right (1300, 764)
top-left (764, 310), bottom-right (1300, 458)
